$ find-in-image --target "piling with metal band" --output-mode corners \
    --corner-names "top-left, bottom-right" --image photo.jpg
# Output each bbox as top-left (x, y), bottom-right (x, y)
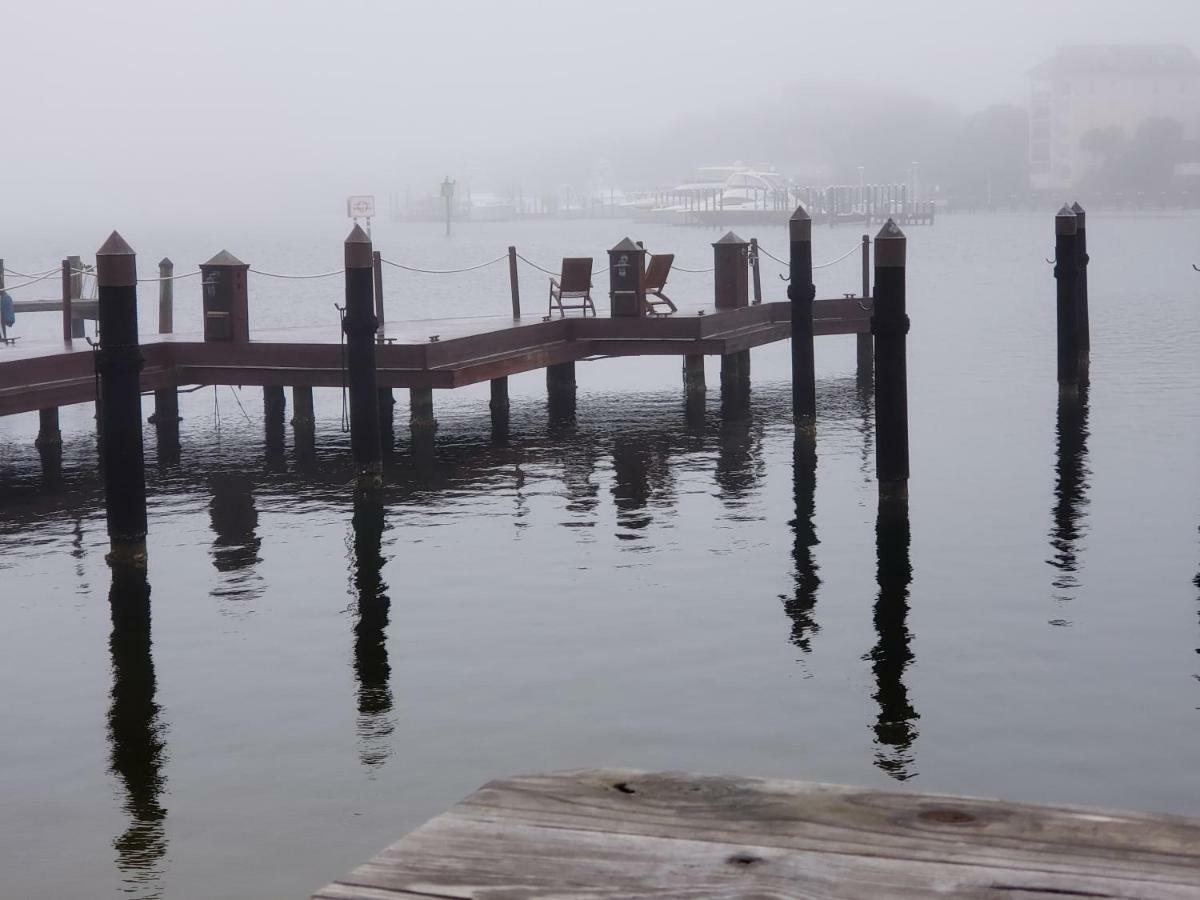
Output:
top-left (343, 225), bottom-right (383, 488)
top-left (788, 206), bottom-right (816, 429)
top-left (95, 231), bottom-right (148, 567)
top-left (871, 219), bottom-right (909, 502)
top-left (858, 234), bottom-right (873, 381)
top-left (507, 246), bottom-right (520, 318)
top-left (1071, 201), bottom-right (1090, 370)
top-left (1054, 205), bottom-right (1081, 391)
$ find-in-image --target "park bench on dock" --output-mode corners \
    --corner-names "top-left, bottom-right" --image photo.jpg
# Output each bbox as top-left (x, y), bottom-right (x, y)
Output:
top-left (312, 768), bottom-right (1200, 899)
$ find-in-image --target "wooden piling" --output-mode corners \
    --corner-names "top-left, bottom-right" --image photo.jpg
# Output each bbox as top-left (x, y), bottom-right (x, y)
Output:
top-left (263, 385), bottom-right (286, 461)
top-left (749, 238), bottom-right (763, 305)
top-left (490, 376), bottom-right (509, 413)
top-left (61, 259), bottom-right (73, 342)
top-left (857, 233), bottom-right (873, 382)
top-left (158, 258), bottom-right (173, 334)
top-left (508, 246), bottom-right (520, 318)
top-left (410, 387), bottom-right (436, 432)
top-left (683, 354), bottom-right (705, 398)
top-left (872, 219), bottom-right (909, 503)
top-left (67, 255), bottom-right (85, 339)
top-left (720, 350), bottom-right (750, 391)
top-left (148, 389), bottom-right (181, 427)
top-left (547, 362), bottom-right (576, 401)
top-left (95, 231), bottom-right (148, 568)
top-left (291, 385), bottom-right (315, 428)
top-left (788, 206), bottom-right (816, 431)
top-left (713, 232), bottom-right (749, 309)
top-left (1054, 205), bottom-right (1081, 392)
top-left (343, 225), bottom-right (384, 488)
top-left (1071, 201), bottom-right (1090, 371)
top-left (35, 407), bottom-right (62, 449)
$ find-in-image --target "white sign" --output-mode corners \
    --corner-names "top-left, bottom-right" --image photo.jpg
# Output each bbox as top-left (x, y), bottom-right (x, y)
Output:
top-left (346, 195), bottom-right (376, 219)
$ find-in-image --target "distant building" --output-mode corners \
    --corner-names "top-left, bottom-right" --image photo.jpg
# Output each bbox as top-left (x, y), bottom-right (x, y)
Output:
top-left (1028, 45), bottom-right (1200, 191)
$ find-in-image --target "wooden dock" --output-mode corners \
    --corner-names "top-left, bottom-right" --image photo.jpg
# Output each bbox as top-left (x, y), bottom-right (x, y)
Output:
top-left (0, 298), bottom-right (868, 419)
top-left (312, 769), bottom-right (1200, 899)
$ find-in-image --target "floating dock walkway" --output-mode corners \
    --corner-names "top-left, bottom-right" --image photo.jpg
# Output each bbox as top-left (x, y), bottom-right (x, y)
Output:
top-left (312, 769), bottom-right (1200, 899)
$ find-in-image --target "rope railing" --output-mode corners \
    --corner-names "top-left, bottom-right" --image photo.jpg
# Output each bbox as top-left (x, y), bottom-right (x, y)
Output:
top-left (249, 267), bottom-right (344, 280)
top-left (3, 265), bottom-right (62, 279)
top-left (382, 254), bottom-right (507, 275)
top-left (139, 270), bottom-right (201, 283)
top-left (0, 268), bottom-right (65, 291)
top-left (756, 242), bottom-right (861, 269)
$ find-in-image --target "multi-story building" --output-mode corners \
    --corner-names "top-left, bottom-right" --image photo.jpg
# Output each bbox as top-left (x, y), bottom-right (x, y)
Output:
top-left (1029, 45), bottom-right (1200, 191)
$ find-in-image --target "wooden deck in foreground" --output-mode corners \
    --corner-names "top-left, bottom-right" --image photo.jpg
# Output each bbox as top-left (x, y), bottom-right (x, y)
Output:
top-left (312, 769), bottom-right (1200, 899)
top-left (0, 299), bottom-right (868, 418)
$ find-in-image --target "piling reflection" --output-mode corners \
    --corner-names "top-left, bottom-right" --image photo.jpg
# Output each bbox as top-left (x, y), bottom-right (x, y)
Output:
top-left (350, 494), bottom-right (393, 768)
top-left (1047, 384), bottom-right (1091, 626)
top-left (782, 437), bottom-right (821, 652)
top-left (107, 568), bottom-right (167, 898)
top-left (208, 473), bottom-right (263, 605)
top-left (715, 390), bottom-right (760, 507)
top-left (866, 499), bottom-right (919, 780)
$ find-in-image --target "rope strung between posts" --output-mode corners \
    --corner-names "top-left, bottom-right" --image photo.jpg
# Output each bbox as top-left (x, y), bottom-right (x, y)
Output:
top-left (250, 267), bottom-right (344, 280)
top-left (515, 253), bottom-right (560, 277)
top-left (3, 265), bottom-right (62, 279)
top-left (672, 262), bottom-right (716, 273)
top-left (756, 242), bottom-right (861, 269)
top-left (138, 270), bottom-right (201, 283)
top-left (0, 268), bottom-right (64, 291)
top-left (380, 254), bottom-right (509, 275)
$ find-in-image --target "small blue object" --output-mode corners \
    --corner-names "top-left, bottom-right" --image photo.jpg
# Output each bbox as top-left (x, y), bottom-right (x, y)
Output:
top-left (0, 291), bottom-right (14, 328)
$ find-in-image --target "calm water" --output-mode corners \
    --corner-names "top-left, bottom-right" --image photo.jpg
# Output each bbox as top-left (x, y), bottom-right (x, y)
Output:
top-left (2, 214), bottom-right (1198, 899)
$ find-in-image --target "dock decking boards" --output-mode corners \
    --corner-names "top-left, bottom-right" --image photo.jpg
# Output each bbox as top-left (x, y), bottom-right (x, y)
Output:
top-left (312, 769), bottom-right (1200, 899)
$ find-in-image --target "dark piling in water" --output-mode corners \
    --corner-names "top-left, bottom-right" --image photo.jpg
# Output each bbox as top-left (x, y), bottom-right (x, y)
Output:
top-left (1054, 205), bottom-right (1081, 394)
top-left (96, 231), bottom-right (148, 569)
top-left (343, 225), bottom-right (383, 489)
top-left (788, 205), bottom-right (816, 434)
top-left (871, 219), bottom-right (909, 504)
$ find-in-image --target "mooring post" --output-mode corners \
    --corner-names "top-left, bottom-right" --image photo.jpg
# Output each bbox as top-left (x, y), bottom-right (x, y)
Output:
top-left (788, 206), bottom-right (816, 432)
top-left (1071, 201), bottom-right (1090, 371)
top-left (343, 225), bottom-right (384, 488)
top-left (1054, 205), bottom-right (1081, 393)
top-left (872, 219), bottom-right (909, 504)
top-left (158, 258), bottom-right (173, 334)
top-left (61, 259), bottom-right (73, 342)
top-left (508, 246), bottom-right (520, 318)
top-left (96, 232), bottom-right (148, 568)
top-left (713, 231), bottom-right (749, 309)
top-left (490, 376), bottom-right (509, 413)
top-left (720, 350), bottom-right (750, 392)
top-left (749, 238), bottom-right (763, 305)
top-left (291, 385), bottom-right (314, 428)
top-left (68, 255), bottom-right (85, 339)
top-left (372, 250), bottom-right (385, 333)
top-left (858, 233), bottom-right (874, 382)
top-left (36, 407), bottom-right (62, 450)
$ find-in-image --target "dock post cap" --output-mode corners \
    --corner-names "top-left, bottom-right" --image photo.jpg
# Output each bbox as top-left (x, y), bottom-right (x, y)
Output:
top-left (789, 205), bottom-right (812, 241)
top-left (875, 218), bottom-right (906, 241)
top-left (1070, 200), bottom-right (1086, 226)
top-left (345, 223), bottom-right (373, 268)
top-left (713, 231), bottom-right (747, 246)
top-left (874, 219), bottom-right (906, 267)
top-left (96, 231), bottom-right (137, 287)
top-left (201, 249), bottom-right (247, 267)
top-left (1070, 200), bottom-right (1086, 214)
top-left (610, 236), bottom-right (641, 252)
top-left (1056, 204), bottom-right (1078, 235)
top-left (159, 256), bottom-right (173, 267)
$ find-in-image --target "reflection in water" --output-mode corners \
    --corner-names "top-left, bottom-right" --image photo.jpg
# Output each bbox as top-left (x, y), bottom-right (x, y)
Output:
top-left (782, 438), bottom-right (820, 653)
top-left (866, 499), bottom-right (919, 780)
top-left (350, 495), bottom-right (394, 768)
top-left (611, 438), bottom-right (653, 535)
top-left (107, 568), bottom-right (168, 898)
top-left (208, 474), bottom-right (263, 604)
top-left (1047, 385), bottom-right (1091, 626)
top-left (715, 391), bottom-right (759, 507)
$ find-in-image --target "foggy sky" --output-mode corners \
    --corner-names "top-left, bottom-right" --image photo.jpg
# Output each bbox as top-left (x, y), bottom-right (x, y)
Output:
top-left (4, 0), bottom-right (1198, 228)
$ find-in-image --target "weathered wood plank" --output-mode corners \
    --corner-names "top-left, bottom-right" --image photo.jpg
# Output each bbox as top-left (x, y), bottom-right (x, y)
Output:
top-left (312, 770), bottom-right (1200, 900)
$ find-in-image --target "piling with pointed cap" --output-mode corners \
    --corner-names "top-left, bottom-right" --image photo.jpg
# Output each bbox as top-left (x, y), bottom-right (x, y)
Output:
top-left (713, 231), bottom-right (749, 309)
top-left (199, 249), bottom-right (249, 342)
top-left (1054, 205), bottom-right (1081, 392)
top-left (343, 224), bottom-right (383, 489)
top-left (95, 230), bottom-right (148, 568)
top-left (1071, 201), bottom-right (1090, 371)
top-left (608, 237), bottom-right (646, 317)
top-left (787, 206), bottom-right (816, 430)
top-left (872, 219), bottom-right (909, 503)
